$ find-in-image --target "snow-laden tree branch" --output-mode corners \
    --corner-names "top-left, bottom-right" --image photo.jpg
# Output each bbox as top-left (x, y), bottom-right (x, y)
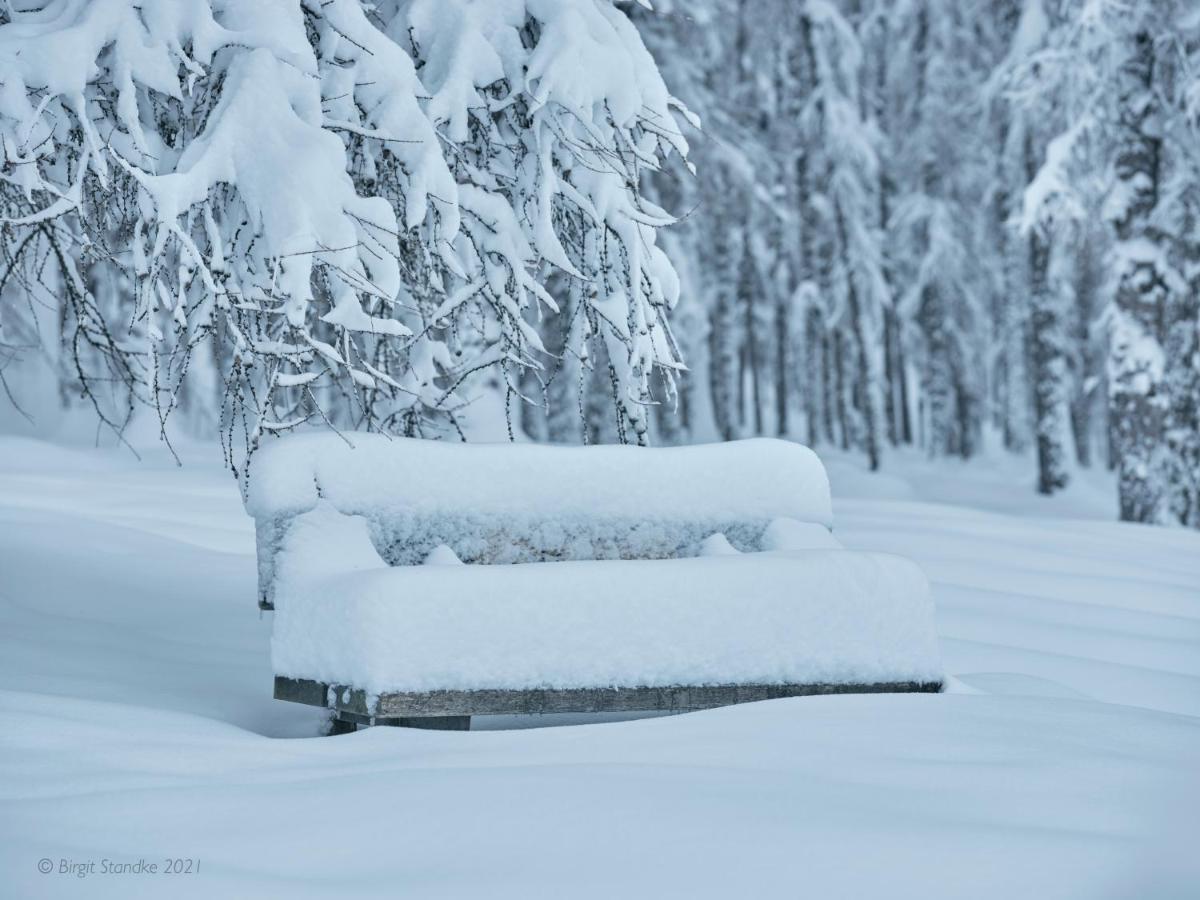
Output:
top-left (0, 0), bottom-right (689, 461)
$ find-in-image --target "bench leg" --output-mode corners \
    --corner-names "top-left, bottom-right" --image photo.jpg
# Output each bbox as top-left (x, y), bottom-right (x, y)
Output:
top-left (387, 716), bottom-right (471, 731)
top-left (328, 716), bottom-right (357, 736)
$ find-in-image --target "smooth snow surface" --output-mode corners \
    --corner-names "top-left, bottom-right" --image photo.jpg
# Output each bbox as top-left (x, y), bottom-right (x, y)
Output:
top-left (247, 433), bottom-right (833, 525)
top-left (270, 504), bottom-right (939, 693)
top-left (2, 437), bottom-right (1198, 899)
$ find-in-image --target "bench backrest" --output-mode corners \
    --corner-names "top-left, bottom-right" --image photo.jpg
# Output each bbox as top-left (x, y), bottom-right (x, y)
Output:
top-left (246, 433), bottom-right (833, 609)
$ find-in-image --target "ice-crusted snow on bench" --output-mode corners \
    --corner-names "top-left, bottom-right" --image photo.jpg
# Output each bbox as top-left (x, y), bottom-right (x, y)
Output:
top-left (247, 434), bottom-right (942, 730)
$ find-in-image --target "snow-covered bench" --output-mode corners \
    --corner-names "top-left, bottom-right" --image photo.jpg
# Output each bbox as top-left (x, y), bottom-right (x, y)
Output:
top-left (248, 434), bottom-right (941, 731)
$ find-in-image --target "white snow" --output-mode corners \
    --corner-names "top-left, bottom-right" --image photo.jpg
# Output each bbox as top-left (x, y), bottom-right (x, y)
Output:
top-left (247, 432), bottom-right (833, 525)
top-left (1, 435), bottom-right (1198, 898)
top-left (0, 0), bottom-right (692, 435)
top-left (248, 433), bottom-right (834, 604)
top-left (269, 504), bottom-right (939, 694)
top-left (698, 531), bottom-right (740, 555)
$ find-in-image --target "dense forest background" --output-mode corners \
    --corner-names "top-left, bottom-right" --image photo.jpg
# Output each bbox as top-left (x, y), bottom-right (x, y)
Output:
top-left (0, 0), bottom-right (1197, 527)
top-left (611, 0), bottom-right (1198, 529)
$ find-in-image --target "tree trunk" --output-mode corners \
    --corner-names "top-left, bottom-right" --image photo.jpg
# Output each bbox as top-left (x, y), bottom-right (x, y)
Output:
top-left (897, 330), bottom-right (913, 445)
top-left (920, 285), bottom-right (954, 456)
top-left (1162, 262), bottom-right (1200, 527)
top-left (739, 233), bottom-right (764, 436)
top-left (1109, 30), bottom-right (1167, 522)
top-left (775, 293), bottom-right (790, 438)
top-left (821, 327), bottom-right (836, 446)
top-left (833, 331), bottom-right (850, 451)
top-left (804, 307), bottom-right (823, 446)
top-left (1025, 131), bottom-right (1070, 495)
top-left (709, 289), bottom-right (738, 443)
top-left (835, 200), bottom-right (882, 470)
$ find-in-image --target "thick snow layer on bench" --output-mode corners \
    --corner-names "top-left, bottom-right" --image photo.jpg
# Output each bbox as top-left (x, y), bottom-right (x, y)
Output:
top-left (245, 432), bottom-right (833, 527)
top-left (270, 506), bottom-right (941, 694)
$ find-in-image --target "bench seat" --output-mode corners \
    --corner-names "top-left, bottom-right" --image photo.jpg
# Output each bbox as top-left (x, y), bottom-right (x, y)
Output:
top-left (249, 434), bottom-right (943, 729)
top-left (275, 676), bottom-right (942, 730)
top-left (268, 503), bottom-right (941, 719)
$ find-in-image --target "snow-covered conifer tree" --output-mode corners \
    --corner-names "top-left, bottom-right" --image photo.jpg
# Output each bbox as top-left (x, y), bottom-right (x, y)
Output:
top-left (887, 0), bottom-right (987, 458)
top-left (1003, 0), bottom-right (1074, 494)
top-left (801, 0), bottom-right (888, 469)
top-left (1022, 0), bottom-right (1198, 522)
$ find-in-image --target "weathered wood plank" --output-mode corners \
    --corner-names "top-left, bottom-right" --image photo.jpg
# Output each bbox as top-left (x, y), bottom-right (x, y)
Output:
top-left (373, 681), bottom-right (942, 716)
top-left (274, 675), bottom-right (941, 721)
top-left (274, 675), bottom-right (330, 708)
top-left (386, 716), bottom-right (472, 731)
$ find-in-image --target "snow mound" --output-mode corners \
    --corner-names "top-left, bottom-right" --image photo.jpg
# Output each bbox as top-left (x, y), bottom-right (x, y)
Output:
top-left (247, 433), bottom-right (835, 607)
top-left (247, 432), bottom-right (832, 524)
top-left (269, 504), bottom-right (941, 695)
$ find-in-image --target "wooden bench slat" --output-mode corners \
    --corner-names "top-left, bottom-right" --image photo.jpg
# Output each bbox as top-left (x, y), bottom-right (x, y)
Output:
top-left (275, 675), bottom-right (941, 720)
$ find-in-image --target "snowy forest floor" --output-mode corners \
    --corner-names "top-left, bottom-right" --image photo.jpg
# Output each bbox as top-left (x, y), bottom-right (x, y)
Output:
top-left (1, 435), bottom-right (1198, 899)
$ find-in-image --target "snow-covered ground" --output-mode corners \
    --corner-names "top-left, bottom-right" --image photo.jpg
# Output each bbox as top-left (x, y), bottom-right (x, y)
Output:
top-left (1, 436), bottom-right (1197, 898)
